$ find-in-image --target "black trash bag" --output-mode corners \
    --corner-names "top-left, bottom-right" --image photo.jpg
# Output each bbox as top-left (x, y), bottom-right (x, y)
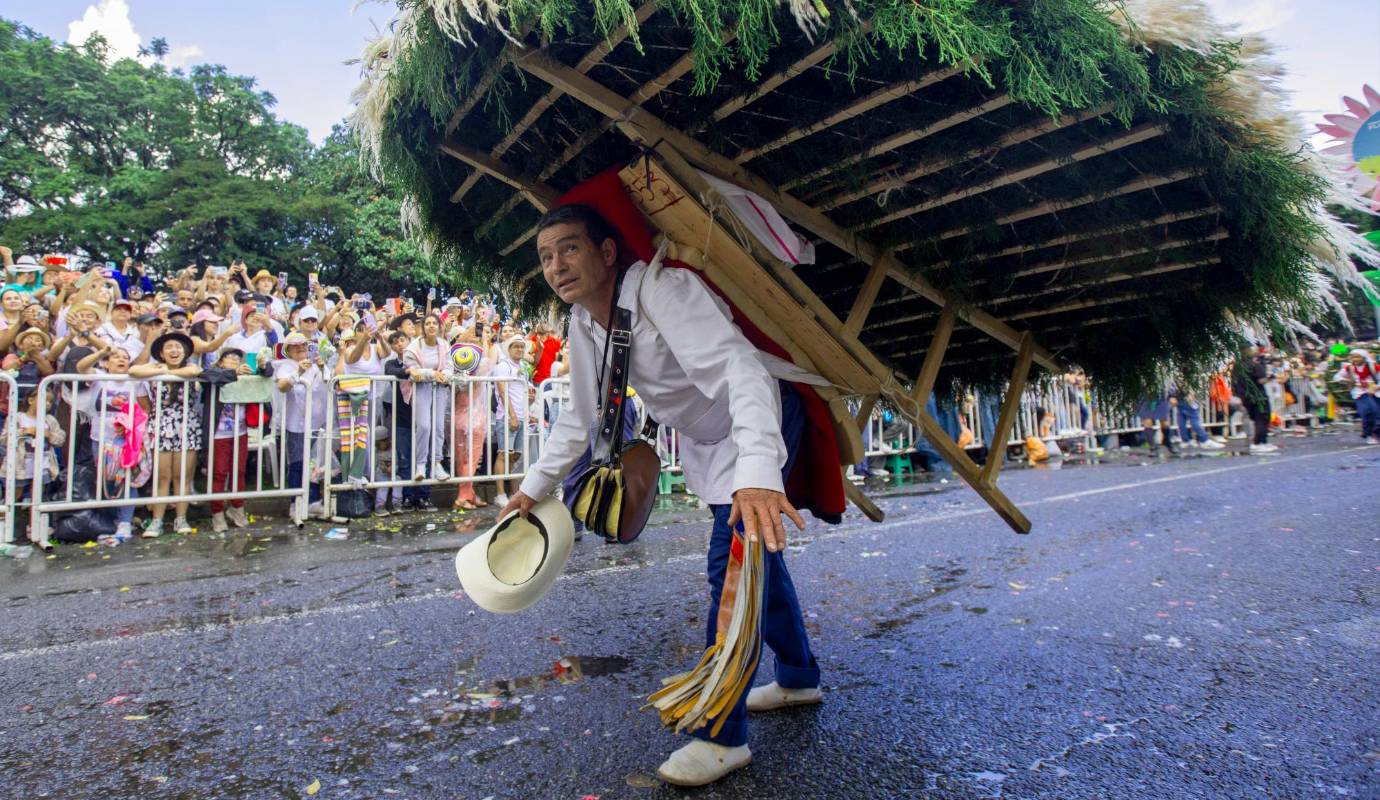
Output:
top-left (47, 465), bottom-right (120, 543)
top-left (334, 489), bottom-right (373, 519)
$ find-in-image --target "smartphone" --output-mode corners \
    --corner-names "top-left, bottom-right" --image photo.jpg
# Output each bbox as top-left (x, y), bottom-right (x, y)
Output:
top-left (354, 299), bottom-right (369, 312)
top-left (427, 287), bottom-right (437, 300)
top-left (307, 342), bottom-right (320, 362)
top-left (278, 272), bottom-right (288, 292)
top-left (308, 272), bottom-right (318, 287)
top-left (256, 302), bottom-right (267, 314)
top-left (364, 313), bottom-right (378, 332)
top-left (245, 351), bottom-right (258, 372)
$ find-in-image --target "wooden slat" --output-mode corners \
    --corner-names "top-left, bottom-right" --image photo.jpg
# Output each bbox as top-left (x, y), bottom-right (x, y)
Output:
top-left (1006, 285), bottom-right (1199, 321)
top-left (820, 106), bottom-right (1110, 210)
top-left (511, 51), bottom-right (1061, 371)
top-left (1000, 232), bottom-right (1227, 280)
top-left (981, 333), bottom-right (1034, 485)
top-left (451, 5), bottom-right (657, 205)
top-left (991, 257), bottom-right (1221, 307)
top-left (733, 67), bottom-right (964, 164)
top-left (920, 169), bottom-right (1204, 246)
top-left (482, 26), bottom-right (729, 249)
top-left (437, 139), bottom-right (560, 208)
top-left (919, 207), bottom-right (1221, 270)
top-left (912, 304), bottom-right (956, 406)
top-left (780, 94), bottom-right (1012, 192)
top-left (855, 125), bottom-right (1166, 231)
top-left (843, 258), bottom-right (889, 337)
top-left (696, 25), bottom-right (866, 128)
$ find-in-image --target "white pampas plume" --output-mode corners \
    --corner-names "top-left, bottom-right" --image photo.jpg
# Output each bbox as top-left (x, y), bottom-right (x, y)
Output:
top-left (786, 0), bottom-right (829, 42)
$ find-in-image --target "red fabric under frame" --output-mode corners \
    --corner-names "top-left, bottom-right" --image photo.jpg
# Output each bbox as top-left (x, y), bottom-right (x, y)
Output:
top-left (555, 168), bottom-right (845, 523)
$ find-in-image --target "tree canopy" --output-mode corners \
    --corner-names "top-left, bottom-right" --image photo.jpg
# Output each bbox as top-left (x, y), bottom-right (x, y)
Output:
top-left (0, 17), bottom-right (433, 295)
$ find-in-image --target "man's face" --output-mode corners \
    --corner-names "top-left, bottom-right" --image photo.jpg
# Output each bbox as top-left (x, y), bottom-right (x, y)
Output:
top-left (72, 309), bottom-right (99, 332)
top-left (301, 316), bottom-right (320, 334)
top-left (112, 305), bottom-right (131, 324)
top-left (537, 221), bottom-right (616, 307)
top-left (390, 336), bottom-right (408, 356)
top-left (177, 290), bottom-right (194, 308)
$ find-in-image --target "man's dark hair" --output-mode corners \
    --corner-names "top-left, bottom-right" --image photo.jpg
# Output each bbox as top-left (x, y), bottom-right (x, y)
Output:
top-left (536, 204), bottom-right (618, 251)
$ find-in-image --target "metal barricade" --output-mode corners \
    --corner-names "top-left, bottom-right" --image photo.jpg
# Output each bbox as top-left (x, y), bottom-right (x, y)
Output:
top-left (28, 373), bottom-right (309, 546)
top-left (0, 373), bottom-right (20, 545)
top-left (322, 374), bottom-right (530, 508)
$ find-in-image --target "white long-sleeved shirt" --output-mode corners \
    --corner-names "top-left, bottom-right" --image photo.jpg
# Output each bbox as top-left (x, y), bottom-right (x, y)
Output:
top-left (519, 261), bottom-right (809, 505)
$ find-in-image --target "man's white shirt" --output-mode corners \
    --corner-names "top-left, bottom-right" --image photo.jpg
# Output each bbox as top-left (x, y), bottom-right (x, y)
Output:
top-left (518, 261), bottom-right (797, 505)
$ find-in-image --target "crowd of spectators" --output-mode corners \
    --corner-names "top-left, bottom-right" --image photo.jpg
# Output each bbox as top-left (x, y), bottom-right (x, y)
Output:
top-left (0, 245), bottom-right (566, 548)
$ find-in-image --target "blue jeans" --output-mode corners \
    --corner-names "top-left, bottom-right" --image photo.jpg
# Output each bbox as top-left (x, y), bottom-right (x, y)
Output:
top-left (694, 383), bottom-right (819, 748)
top-left (1177, 402), bottom-right (1209, 443)
top-left (1356, 394), bottom-right (1380, 438)
top-left (285, 430), bottom-right (323, 505)
top-left (393, 427), bottom-right (428, 502)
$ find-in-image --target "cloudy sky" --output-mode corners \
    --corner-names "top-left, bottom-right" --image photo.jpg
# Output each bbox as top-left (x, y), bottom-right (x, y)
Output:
top-left (8, 0), bottom-right (1380, 143)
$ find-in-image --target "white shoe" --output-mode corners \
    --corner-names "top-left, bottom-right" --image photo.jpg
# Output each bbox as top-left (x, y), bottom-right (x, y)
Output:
top-left (656, 740), bottom-right (752, 787)
top-left (746, 681), bottom-right (823, 712)
top-left (1248, 443), bottom-right (1279, 454)
top-left (1198, 439), bottom-right (1225, 450)
top-left (142, 519), bottom-right (163, 538)
top-left (430, 463), bottom-right (449, 481)
top-left (211, 512), bottom-right (228, 533)
top-left (1366, 437), bottom-right (1380, 445)
top-left (174, 517), bottom-right (193, 535)
top-left (494, 492), bottom-right (509, 506)
top-left (307, 502), bottom-right (326, 519)
top-left (226, 506), bottom-right (250, 528)
top-left (870, 468), bottom-right (890, 478)
top-left (413, 467), bottom-right (427, 481)
top-left (114, 522), bottom-right (133, 542)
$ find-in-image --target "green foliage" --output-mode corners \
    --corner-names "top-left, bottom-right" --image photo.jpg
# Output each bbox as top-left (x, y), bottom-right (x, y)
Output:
top-left (0, 17), bottom-right (440, 295)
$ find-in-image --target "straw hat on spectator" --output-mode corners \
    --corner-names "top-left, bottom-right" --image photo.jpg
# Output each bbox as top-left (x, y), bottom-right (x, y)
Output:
top-left (251, 270), bottom-right (277, 290)
top-left (14, 327), bottom-right (51, 350)
top-left (10, 255), bottom-right (44, 274)
top-left (68, 301), bottom-right (108, 323)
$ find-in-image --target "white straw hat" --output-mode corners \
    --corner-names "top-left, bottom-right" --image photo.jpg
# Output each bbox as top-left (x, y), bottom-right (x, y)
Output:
top-left (455, 497), bottom-right (575, 613)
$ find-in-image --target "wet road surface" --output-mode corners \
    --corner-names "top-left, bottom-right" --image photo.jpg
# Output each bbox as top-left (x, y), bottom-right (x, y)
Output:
top-left (2, 434), bottom-right (1378, 799)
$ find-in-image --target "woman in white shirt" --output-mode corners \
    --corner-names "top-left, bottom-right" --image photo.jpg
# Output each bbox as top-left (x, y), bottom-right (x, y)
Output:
top-left (402, 314), bottom-right (452, 480)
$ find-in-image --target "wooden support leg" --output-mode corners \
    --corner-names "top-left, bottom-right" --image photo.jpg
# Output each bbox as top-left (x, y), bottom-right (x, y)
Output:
top-left (981, 333), bottom-right (1035, 486)
top-left (912, 303), bottom-right (957, 409)
top-left (854, 394), bottom-right (879, 434)
top-left (909, 406), bottom-right (1030, 533)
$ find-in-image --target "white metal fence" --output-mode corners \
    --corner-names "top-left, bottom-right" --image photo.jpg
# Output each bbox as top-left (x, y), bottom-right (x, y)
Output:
top-left (0, 369), bottom-right (1333, 548)
top-left (321, 374), bottom-right (532, 509)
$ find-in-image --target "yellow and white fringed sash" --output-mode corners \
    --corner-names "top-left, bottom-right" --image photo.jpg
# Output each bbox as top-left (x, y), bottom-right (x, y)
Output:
top-left (645, 530), bottom-right (764, 737)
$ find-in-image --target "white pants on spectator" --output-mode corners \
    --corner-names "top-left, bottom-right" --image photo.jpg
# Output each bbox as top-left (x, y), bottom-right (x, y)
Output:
top-left (411, 383), bottom-right (448, 475)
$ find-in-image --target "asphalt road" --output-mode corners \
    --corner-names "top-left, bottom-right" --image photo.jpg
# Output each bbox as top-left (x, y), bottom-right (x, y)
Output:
top-left (2, 433), bottom-right (1378, 800)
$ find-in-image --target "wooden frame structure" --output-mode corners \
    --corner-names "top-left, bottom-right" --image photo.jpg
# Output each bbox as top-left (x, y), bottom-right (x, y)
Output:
top-left (357, 3), bottom-right (1347, 535)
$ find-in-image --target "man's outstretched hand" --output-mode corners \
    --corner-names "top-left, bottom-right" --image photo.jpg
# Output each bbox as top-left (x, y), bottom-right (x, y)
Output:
top-left (499, 491), bottom-right (537, 520)
top-left (729, 488), bottom-right (805, 554)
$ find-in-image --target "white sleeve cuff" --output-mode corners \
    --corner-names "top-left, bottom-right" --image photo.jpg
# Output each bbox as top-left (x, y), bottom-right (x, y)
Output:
top-left (732, 454), bottom-right (785, 496)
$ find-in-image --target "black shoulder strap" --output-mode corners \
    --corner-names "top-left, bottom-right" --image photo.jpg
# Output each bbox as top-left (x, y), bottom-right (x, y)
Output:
top-left (592, 305), bottom-right (632, 464)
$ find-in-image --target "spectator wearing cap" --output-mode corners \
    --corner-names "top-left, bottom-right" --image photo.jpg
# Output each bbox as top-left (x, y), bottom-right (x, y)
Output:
top-left (132, 312), bottom-right (166, 365)
top-left (188, 308), bottom-right (235, 368)
top-left (274, 331), bottom-right (337, 522)
top-left (224, 302), bottom-right (274, 360)
top-left (100, 298), bottom-right (144, 361)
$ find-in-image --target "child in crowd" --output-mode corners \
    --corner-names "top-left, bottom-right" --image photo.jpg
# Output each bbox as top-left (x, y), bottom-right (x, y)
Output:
top-left (207, 348), bottom-right (256, 533)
